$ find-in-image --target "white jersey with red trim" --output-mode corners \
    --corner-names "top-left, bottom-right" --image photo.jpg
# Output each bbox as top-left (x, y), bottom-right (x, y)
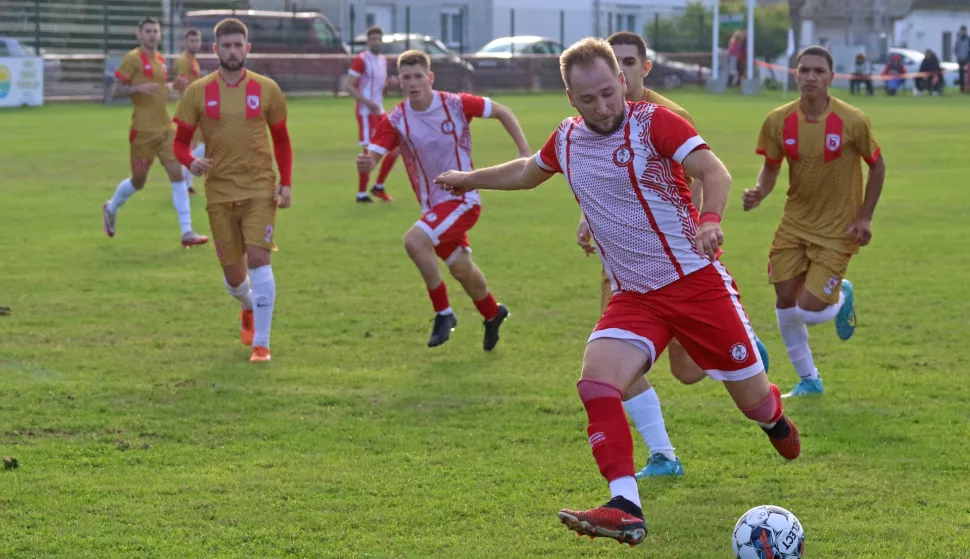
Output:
top-left (536, 101), bottom-right (710, 294)
top-left (368, 91), bottom-right (492, 212)
top-left (348, 51), bottom-right (387, 116)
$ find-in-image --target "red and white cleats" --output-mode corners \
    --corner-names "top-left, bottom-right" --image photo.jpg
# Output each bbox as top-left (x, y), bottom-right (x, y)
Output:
top-left (240, 310), bottom-right (254, 346)
top-left (250, 346), bottom-right (271, 362)
top-left (761, 413), bottom-right (801, 460)
top-left (558, 497), bottom-right (647, 547)
top-left (180, 231), bottom-right (209, 248)
top-left (102, 202), bottom-right (116, 238)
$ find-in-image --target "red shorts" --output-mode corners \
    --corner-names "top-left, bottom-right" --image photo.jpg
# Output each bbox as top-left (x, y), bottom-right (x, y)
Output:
top-left (590, 262), bottom-right (763, 381)
top-left (357, 113), bottom-right (381, 146)
top-left (414, 200), bottom-right (481, 264)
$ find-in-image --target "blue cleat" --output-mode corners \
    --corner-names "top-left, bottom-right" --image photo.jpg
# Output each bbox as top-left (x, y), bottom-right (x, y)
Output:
top-left (835, 279), bottom-right (856, 341)
top-left (755, 337), bottom-right (769, 373)
top-left (634, 453), bottom-right (684, 479)
top-left (783, 377), bottom-right (824, 398)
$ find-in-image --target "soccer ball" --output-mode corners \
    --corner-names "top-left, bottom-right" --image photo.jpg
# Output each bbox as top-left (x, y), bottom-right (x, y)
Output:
top-left (732, 505), bottom-right (805, 559)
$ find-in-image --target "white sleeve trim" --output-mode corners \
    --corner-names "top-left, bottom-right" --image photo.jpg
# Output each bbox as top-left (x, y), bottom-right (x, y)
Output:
top-left (348, 69), bottom-right (361, 77)
top-left (367, 144), bottom-right (388, 156)
top-left (672, 135), bottom-right (706, 164)
top-left (481, 97), bottom-right (493, 119)
top-left (534, 151), bottom-right (555, 173)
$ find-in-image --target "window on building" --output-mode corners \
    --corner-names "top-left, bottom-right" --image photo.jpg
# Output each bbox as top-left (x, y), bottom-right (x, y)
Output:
top-left (440, 6), bottom-right (465, 52)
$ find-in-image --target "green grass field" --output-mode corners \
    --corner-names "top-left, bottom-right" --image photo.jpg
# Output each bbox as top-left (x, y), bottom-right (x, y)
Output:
top-left (2, 90), bottom-right (970, 558)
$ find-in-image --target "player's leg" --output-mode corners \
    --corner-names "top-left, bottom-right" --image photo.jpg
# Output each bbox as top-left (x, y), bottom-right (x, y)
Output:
top-left (209, 202), bottom-right (255, 348)
top-left (769, 230), bottom-right (822, 396)
top-left (103, 131), bottom-right (152, 237)
top-left (622, 374), bottom-right (683, 479)
top-left (558, 296), bottom-right (669, 546)
top-left (160, 132), bottom-right (207, 247)
top-left (369, 117), bottom-right (393, 202)
top-left (356, 114), bottom-right (373, 203)
top-left (447, 250), bottom-right (508, 351)
top-left (403, 224), bottom-right (455, 347)
top-left (668, 263), bottom-right (800, 461)
top-left (797, 245), bottom-right (855, 341)
top-left (239, 197), bottom-right (279, 362)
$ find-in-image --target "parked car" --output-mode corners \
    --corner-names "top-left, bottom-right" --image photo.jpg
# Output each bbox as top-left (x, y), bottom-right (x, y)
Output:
top-left (0, 37), bottom-right (61, 82)
top-left (464, 36), bottom-right (562, 90)
top-left (351, 33), bottom-right (474, 93)
top-left (643, 48), bottom-right (709, 90)
top-left (884, 47), bottom-right (959, 87)
top-left (182, 10), bottom-right (348, 92)
top-left (473, 36), bottom-right (563, 59)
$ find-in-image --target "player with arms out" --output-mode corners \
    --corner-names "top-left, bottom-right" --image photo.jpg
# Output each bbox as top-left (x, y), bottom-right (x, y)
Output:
top-left (102, 17), bottom-right (208, 248)
top-left (744, 46), bottom-right (885, 397)
top-left (356, 50), bottom-right (531, 350)
top-left (579, 32), bottom-right (771, 479)
top-left (173, 28), bottom-right (205, 195)
top-left (436, 38), bottom-right (800, 546)
top-left (172, 18), bottom-right (293, 363)
top-left (347, 25), bottom-right (397, 203)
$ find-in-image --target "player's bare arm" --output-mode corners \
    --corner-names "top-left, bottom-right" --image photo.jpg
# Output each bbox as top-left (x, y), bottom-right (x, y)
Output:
top-left (356, 150), bottom-right (381, 173)
top-left (111, 80), bottom-right (158, 99)
top-left (487, 102), bottom-right (532, 157)
top-left (743, 161), bottom-right (782, 211)
top-left (576, 217), bottom-right (595, 256)
top-left (681, 149), bottom-right (732, 261)
top-left (847, 152), bottom-right (886, 246)
top-left (434, 156), bottom-right (552, 194)
top-left (269, 118), bottom-right (293, 209)
top-left (345, 78), bottom-right (381, 114)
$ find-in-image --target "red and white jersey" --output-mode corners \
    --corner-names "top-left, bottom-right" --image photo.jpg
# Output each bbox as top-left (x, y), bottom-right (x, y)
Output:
top-left (348, 51), bottom-right (387, 116)
top-left (368, 91), bottom-right (493, 212)
top-left (536, 101), bottom-right (711, 294)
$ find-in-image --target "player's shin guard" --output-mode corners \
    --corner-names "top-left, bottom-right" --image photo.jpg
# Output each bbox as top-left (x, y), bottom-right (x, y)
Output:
top-left (250, 265), bottom-right (276, 348)
top-left (473, 293), bottom-right (499, 320)
top-left (376, 152), bottom-right (397, 185)
top-left (428, 282), bottom-right (452, 315)
top-left (578, 379), bottom-right (636, 483)
top-left (742, 384), bottom-right (800, 460)
top-left (225, 276), bottom-right (253, 310)
top-left (741, 384), bottom-right (784, 427)
top-left (170, 180), bottom-right (193, 235)
top-left (358, 171), bottom-right (369, 194)
top-left (108, 178), bottom-right (137, 212)
top-left (776, 308), bottom-right (818, 380)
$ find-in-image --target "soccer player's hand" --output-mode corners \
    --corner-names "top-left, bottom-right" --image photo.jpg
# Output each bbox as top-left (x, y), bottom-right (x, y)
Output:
top-left (356, 152), bottom-right (376, 173)
top-left (576, 219), bottom-right (596, 256)
top-left (173, 76), bottom-right (189, 93)
top-left (847, 218), bottom-right (872, 246)
top-left (433, 171), bottom-right (474, 196)
top-left (275, 185), bottom-right (292, 209)
top-left (695, 222), bottom-right (724, 261)
top-left (741, 187), bottom-right (764, 211)
top-left (365, 100), bottom-right (382, 113)
top-left (189, 157), bottom-right (212, 176)
top-left (136, 83), bottom-right (160, 95)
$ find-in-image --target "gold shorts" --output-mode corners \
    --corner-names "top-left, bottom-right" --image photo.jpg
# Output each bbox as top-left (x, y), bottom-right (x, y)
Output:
top-left (768, 227), bottom-right (852, 305)
top-left (206, 197), bottom-right (278, 266)
top-left (129, 129), bottom-right (176, 171)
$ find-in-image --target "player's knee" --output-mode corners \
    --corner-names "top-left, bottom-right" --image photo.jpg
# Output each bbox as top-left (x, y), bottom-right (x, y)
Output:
top-left (246, 245), bottom-right (271, 268)
top-left (403, 229), bottom-right (431, 258)
top-left (130, 175), bottom-right (147, 190)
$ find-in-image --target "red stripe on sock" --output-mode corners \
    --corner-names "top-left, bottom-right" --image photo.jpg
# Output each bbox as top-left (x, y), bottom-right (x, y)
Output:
top-left (741, 383), bottom-right (783, 424)
top-left (376, 152), bottom-right (397, 184)
top-left (428, 282), bottom-right (450, 313)
top-left (474, 293), bottom-right (499, 320)
top-left (577, 379), bottom-right (635, 482)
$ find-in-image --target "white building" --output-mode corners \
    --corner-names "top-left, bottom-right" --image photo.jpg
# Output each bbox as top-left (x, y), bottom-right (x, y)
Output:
top-left (250, 0), bottom-right (712, 52)
top-left (893, 0), bottom-right (970, 62)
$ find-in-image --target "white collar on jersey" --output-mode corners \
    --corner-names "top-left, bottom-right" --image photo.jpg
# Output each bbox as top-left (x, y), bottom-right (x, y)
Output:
top-left (406, 91), bottom-right (441, 114)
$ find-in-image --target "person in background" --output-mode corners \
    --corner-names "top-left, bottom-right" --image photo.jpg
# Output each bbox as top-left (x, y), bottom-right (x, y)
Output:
top-left (850, 53), bottom-right (874, 96)
top-left (727, 31), bottom-right (743, 87)
top-left (955, 25), bottom-right (969, 93)
top-left (882, 53), bottom-right (905, 96)
top-left (916, 49), bottom-right (943, 96)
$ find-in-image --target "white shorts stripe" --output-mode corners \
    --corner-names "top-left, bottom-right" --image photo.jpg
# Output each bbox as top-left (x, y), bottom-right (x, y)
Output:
top-left (414, 201), bottom-right (477, 246)
top-left (587, 328), bottom-right (657, 367)
top-left (711, 261), bottom-right (764, 377)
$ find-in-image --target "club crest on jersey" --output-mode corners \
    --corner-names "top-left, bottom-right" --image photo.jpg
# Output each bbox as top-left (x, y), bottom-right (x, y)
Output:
top-left (441, 121), bottom-right (455, 134)
top-left (826, 133), bottom-right (841, 151)
top-left (823, 275), bottom-right (840, 295)
top-left (613, 146), bottom-right (633, 166)
top-left (247, 95), bottom-right (260, 110)
top-left (264, 225), bottom-right (274, 243)
top-left (730, 342), bottom-right (749, 363)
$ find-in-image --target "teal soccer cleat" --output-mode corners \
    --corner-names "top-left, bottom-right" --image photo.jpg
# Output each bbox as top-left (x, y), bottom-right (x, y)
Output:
top-left (635, 453), bottom-right (685, 479)
top-left (783, 377), bottom-right (824, 398)
top-left (835, 279), bottom-right (856, 341)
top-left (755, 337), bottom-right (769, 373)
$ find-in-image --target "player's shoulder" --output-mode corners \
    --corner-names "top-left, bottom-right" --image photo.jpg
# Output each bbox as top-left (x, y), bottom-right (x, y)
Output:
top-left (765, 100), bottom-right (799, 124)
top-left (122, 48), bottom-right (142, 62)
top-left (830, 96), bottom-right (869, 124)
top-left (248, 71), bottom-right (283, 91)
top-left (643, 90), bottom-right (692, 121)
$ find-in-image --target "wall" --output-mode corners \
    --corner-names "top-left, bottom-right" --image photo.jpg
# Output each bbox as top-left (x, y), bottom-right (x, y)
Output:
top-left (895, 10), bottom-right (970, 60)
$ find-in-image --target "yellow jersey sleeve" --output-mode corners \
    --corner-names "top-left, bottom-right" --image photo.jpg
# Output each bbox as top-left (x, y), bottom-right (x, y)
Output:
top-left (173, 82), bottom-right (201, 127)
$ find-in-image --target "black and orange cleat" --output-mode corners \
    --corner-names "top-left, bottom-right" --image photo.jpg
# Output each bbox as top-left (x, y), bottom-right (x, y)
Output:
top-left (762, 413), bottom-right (800, 460)
top-left (558, 496), bottom-right (647, 547)
top-left (370, 186), bottom-right (393, 202)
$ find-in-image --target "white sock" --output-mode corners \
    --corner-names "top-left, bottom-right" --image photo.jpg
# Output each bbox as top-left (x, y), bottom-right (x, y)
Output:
top-left (796, 291), bottom-right (844, 326)
top-left (250, 265), bottom-right (276, 348)
top-left (608, 476), bottom-right (641, 508)
top-left (170, 180), bottom-right (193, 236)
top-left (374, 183), bottom-right (385, 190)
top-left (437, 307), bottom-right (454, 316)
top-left (622, 388), bottom-right (676, 460)
top-left (776, 307), bottom-right (819, 381)
top-left (224, 276), bottom-right (253, 310)
top-left (107, 178), bottom-right (137, 213)
top-left (191, 143), bottom-right (206, 159)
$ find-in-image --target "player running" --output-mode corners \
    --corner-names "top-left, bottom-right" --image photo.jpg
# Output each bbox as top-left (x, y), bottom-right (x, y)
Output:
top-left (173, 28), bottom-right (205, 195)
top-left (173, 17), bottom-right (293, 363)
top-left (435, 38), bottom-right (800, 546)
top-left (102, 17), bottom-right (207, 248)
top-left (347, 25), bottom-right (397, 203)
top-left (356, 50), bottom-right (531, 350)
top-left (744, 45), bottom-right (885, 398)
